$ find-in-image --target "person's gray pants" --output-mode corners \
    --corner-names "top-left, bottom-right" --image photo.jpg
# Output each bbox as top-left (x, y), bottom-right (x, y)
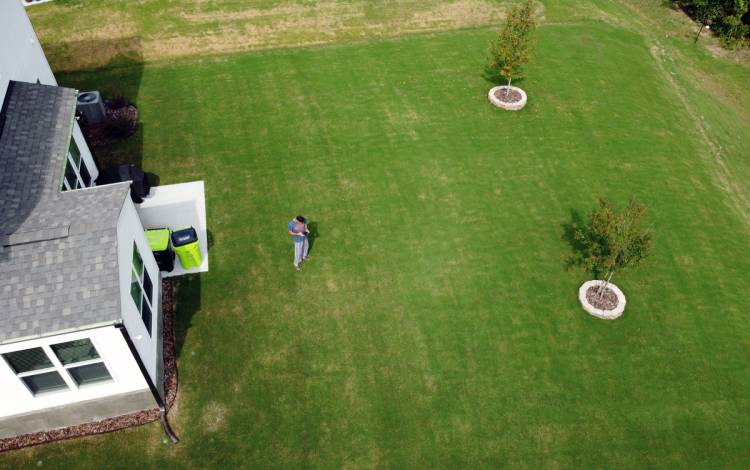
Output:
top-left (294, 238), bottom-right (309, 266)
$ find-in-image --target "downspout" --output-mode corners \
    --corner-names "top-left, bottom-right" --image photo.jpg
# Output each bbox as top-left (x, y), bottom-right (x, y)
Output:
top-left (115, 323), bottom-right (179, 444)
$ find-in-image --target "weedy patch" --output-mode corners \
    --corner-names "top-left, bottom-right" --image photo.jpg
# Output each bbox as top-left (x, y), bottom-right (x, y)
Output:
top-left (32, 0), bottom-right (512, 70)
top-left (200, 401), bottom-right (228, 433)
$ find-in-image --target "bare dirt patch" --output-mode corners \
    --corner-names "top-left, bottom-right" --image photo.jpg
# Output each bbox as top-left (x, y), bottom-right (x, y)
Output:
top-left (706, 44), bottom-right (750, 62)
top-left (32, 0), bottom-right (514, 70)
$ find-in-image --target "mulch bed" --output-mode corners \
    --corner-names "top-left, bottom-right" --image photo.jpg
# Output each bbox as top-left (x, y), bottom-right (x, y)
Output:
top-left (585, 285), bottom-right (618, 311)
top-left (493, 88), bottom-right (523, 103)
top-left (82, 101), bottom-right (139, 147)
top-left (0, 279), bottom-right (178, 453)
top-left (162, 280), bottom-right (178, 410)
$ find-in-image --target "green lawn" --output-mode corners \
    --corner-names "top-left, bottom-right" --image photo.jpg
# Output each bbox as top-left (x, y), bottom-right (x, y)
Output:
top-left (4, 1), bottom-right (750, 468)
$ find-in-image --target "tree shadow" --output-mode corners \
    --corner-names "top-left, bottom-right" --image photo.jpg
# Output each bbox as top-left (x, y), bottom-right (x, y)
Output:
top-left (482, 64), bottom-right (508, 86)
top-left (482, 64), bottom-right (527, 87)
top-left (172, 273), bottom-right (202, 359)
top-left (482, 63), bottom-right (504, 85)
top-left (560, 208), bottom-right (587, 272)
top-left (307, 221), bottom-right (319, 255)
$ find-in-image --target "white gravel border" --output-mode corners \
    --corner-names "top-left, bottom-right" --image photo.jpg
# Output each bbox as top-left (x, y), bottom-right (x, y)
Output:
top-left (579, 280), bottom-right (626, 320)
top-left (488, 86), bottom-right (527, 111)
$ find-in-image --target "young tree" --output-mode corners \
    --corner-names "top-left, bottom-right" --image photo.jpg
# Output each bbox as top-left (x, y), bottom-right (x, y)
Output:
top-left (488, 0), bottom-right (537, 95)
top-left (572, 197), bottom-right (652, 299)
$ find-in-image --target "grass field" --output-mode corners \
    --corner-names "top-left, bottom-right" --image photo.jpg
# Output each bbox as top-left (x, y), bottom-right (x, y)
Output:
top-left (28, 0), bottom-right (516, 71)
top-left (3, 0), bottom-right (750, 468)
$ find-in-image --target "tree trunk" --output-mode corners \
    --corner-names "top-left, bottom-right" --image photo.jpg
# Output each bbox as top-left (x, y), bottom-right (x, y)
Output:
top-left (505, 77), bottom-right (512, 96)
top-left (598, 270), bottom-right (614, 302)
top-left (694, 23), bottom-right (705, 43)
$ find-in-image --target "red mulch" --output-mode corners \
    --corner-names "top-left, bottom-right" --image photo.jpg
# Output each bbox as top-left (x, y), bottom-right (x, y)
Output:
top-left (585, 285), bottom-right (618, 311)
top-left (493, 88), bottom-right (522, 103)
top-left (0, 279), bottom-right (179, 453)
top-left (82, 102), bottom-right (139, 147)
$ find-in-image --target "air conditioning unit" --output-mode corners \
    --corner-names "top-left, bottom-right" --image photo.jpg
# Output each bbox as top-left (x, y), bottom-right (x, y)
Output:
top-left (76, 91), bottom-right (106, 125)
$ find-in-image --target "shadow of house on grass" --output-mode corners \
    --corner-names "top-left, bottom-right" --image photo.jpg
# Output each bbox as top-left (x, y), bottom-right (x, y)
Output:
top-left (172, 274), bottom-right (202, 359)
top-left (54, 37), bottom-right (145, 171)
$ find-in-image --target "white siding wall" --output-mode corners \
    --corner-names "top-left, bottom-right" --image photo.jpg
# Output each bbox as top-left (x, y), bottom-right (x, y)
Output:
top-left (117, 196), bottom-right (161, 388)
top-left (0, 1), bottom-right (55, 102)
top-left (0, 326), bottom-right (148, 418)
top-left (0, 0), bottom-right (98, 183)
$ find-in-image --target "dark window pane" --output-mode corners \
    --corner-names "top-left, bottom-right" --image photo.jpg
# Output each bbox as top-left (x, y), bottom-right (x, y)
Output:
top-left (130, 273), bottom-right (142, 311)
top-left (68, 363), bottom-right (112, 386)
top-left (69, 140), bottom-right (81, 166)
top-left (132, 244), bottom-right (143, 277)
top-left (142, 300), bottom-right (152, 336)
top-left (64, 160), bottom-right (78, 189)
top-left (22, 371), bottom-right (68, 395)
top-left (3, 348), bottom-right (52, 374)
top-left (61, 176), bottom-right (70, 192)
top-left (79, 161), bottom-right (92, 187)
top-left (51, 339), bottom-right (100, 365)
top-left (143, 268), bottom-right (153, 306)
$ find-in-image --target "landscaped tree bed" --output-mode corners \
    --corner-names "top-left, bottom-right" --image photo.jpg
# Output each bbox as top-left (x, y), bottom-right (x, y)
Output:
top-left (586, 285), bottom-right (617, 310)
top-left (578, 280), bottom-right (627, 320)
top-left (488, 85), bottom-right (528, 110)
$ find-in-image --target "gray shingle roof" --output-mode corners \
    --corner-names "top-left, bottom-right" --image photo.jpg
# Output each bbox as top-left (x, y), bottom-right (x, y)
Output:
top-left (0, 81), bottom-right (130, 344)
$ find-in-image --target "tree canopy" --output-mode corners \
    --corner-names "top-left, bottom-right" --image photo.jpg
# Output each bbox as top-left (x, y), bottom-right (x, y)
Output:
top-left (487, 1), bottom-right (537, 88)
top-left (571, 197), bottom-right (653, 284)
top-left (678, 0), bottom-right (750, 48)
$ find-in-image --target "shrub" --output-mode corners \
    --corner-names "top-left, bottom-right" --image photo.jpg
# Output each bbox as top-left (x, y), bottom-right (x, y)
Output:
top-left (108, 95), bottom-right (129, 109)
top-left (677, 0), bottom-right (750, 48)
top-left (105, 112), bottom-right (136, 139)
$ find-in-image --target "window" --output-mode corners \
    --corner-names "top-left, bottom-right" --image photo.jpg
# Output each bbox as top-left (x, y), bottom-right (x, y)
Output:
top-left (2, 347), bottom-right (67, 395)
top-left (60, 138), bottom-right (93, 191)
top-left (51, 339), bottom-right (112, 386)
top-left (1, 339), bottom-right (112, 396)
top-left (131, 243), bottom-right (154, 335)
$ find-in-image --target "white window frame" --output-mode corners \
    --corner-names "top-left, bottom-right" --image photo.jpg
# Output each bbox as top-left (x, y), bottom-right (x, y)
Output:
top-left (131, 243), bottom-right (154, 336)
top-left (1, 338), bottom-right (114, 397)
top-left (61, 138), bottom-right (92, 191)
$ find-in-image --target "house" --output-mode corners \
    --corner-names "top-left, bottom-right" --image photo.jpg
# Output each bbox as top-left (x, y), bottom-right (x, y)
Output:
top-left (0, 0), bottom-right (207, 441)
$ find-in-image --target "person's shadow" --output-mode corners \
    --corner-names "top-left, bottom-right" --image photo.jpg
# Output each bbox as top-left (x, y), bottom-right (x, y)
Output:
top-left (307, 221), bottom-right (319, 255)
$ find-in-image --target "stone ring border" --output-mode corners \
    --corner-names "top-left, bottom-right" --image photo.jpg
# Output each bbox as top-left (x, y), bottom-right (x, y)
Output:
top-left (578, 280), bottom-right (627, 320)
top-left (488, 85), bottom-right (527, 111)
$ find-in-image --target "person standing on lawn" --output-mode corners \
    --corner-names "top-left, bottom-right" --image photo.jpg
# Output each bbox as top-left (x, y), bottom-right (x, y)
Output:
top-left (288, 215), bottom-right (310, 271)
